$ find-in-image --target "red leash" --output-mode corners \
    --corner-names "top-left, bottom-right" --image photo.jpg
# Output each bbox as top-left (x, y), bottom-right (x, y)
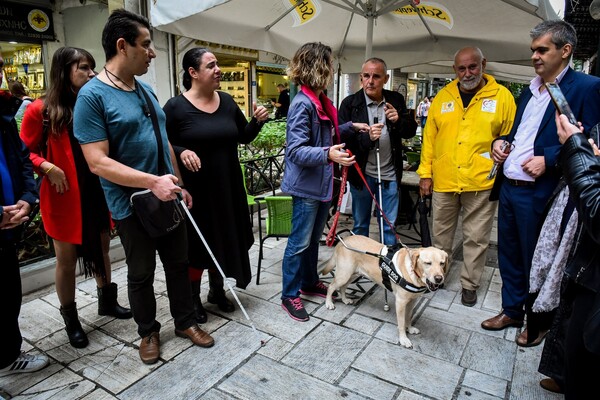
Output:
top-left (326, 151), bottom-right (399, 246)
top-left (325, 154), bottom-right (349, 246)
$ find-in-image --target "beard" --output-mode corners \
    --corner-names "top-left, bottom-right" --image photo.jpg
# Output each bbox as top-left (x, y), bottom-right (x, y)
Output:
top-left (460, 72), bottom-right (483, 91)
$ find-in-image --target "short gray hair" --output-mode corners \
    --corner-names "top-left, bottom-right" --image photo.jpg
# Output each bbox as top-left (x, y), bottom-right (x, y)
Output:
top-left (530, 20), bottom-right (577, 53)
top-left (453, 47), bottom-right (484, 63)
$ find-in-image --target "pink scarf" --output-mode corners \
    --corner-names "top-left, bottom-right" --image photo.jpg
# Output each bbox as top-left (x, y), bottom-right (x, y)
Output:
top-left (300, 85), bottom-right (340, 145)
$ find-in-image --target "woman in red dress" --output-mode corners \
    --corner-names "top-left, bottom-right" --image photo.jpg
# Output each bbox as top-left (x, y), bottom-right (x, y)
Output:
top-left (20, 47), bottom-right (131, 348)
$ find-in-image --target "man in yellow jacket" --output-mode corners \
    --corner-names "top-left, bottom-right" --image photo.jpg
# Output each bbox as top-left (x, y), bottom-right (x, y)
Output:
top-left (417, 47), bottom-right (516, 307)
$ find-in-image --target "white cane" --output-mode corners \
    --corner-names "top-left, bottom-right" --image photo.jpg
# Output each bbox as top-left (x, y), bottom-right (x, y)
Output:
top-left (178, 197), bottom-right (267, 346)
top-left (374, 114), bottom-right (390, 312)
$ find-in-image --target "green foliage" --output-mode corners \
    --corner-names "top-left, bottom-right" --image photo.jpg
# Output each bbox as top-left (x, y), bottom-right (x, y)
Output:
top-left (498, 80), bottom-right (526, 101)
top-left (239, 119), bottom-right (286, 161)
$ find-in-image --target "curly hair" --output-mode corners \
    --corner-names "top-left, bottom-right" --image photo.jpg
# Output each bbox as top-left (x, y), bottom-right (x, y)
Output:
top-left (287, 42), bottom-right (333, 91)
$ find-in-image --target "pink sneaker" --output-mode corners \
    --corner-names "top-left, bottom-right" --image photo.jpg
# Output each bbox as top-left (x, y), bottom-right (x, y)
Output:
top-left (281, 297), bottom-right (309, 321)
top-left (300, 281), bottom-right (337, 298)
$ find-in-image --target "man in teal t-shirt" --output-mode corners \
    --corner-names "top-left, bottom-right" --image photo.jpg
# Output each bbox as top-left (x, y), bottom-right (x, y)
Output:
top-left (73, 9), bottom-right (214, 366)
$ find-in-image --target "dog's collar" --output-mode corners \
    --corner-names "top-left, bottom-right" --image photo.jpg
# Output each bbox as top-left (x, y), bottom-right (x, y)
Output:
top-left (379, 245), bottom-right (427, 293)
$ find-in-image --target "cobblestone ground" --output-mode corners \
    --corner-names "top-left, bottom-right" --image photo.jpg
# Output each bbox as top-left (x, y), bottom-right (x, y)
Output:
top-left (2, 209), bottom-right (561, 400)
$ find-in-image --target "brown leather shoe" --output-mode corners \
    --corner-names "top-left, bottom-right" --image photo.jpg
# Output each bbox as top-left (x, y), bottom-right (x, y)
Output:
top-left (481, 313), bottom-right (523, 331)
top-left (516, 327), bottom-right (548, 347)
top-left (175, 324), bottom-right (215, 348)
top-left (139, 332), bottom-right (160, 364)
top-left (540, 378), bottom-right (563, 394)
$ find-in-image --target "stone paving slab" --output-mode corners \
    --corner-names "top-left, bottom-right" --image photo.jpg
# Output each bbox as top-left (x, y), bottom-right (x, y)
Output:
top-left (209, 291), bottom-right (320, 343)
top-left (68, 344), bottom-right (148, 394)
top-left (462, 369), bottom-right (508, 398)
top-left (47, 329), bottom-right (124, 365)
top-left (19, 298), bottom-right (70, 344)
top-left (511, 344), bottom-right (563, 400)
top-left (342, 312), bottom-right (383, 336)
top-left (257, 336), bottom-right (295, 361)
top-left (119, 322), bottom-right (261, 399)
top-left (218, 354), bottom-right (366, 400)
top-left (456, 386), bottom-right (503, 400)
top-left (406, 316), bottom-right (471, 363)
top-left (20, 366), bottom-right (95, 399)
top-left (461, 332), bottom-right (517, 381)
top-left (281, 321), bottom-right (372, 383)
top-left (353, 338), bottom-right (463, 399)
top-left (81, 387), bottom-right (118, 399)
top-left (4, 214), bottom-right (558, 400)
top-left (339, 368), bottom-right (399, 400)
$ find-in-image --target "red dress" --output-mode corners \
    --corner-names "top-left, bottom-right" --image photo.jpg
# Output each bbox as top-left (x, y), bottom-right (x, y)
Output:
top-left (20, 99), bottom-right (85, 244)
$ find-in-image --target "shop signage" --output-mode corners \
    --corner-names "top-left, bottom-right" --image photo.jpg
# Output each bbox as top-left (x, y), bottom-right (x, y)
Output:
top-left (0, 2), bottom-right (55, 43)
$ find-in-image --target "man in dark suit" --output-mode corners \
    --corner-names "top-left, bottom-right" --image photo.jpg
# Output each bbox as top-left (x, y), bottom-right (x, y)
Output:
top-left (481, 20), bottom-right (600, 343)
top-left (338, 57), bottom-right (417, 245)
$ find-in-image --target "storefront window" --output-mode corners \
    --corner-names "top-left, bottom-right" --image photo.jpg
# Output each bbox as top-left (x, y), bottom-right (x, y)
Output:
top-left (1, 42), bottom-right (45, 98)
top-left (217, 59), bottom-right (250, 116)
top-left (256, 67), bottom-right (288, 119)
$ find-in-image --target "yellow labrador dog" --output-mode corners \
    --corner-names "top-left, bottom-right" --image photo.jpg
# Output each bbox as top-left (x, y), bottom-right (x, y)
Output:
top-left (322, 235), bottom-right (447, 348)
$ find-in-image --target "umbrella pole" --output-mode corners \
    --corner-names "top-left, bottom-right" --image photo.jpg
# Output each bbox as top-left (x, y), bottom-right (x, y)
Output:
top-left (375, 138), bottom-right (390, 312)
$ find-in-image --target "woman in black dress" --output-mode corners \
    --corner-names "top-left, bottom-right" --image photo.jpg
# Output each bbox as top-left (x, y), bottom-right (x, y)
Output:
top-left (164, 48), bottom-right (269, 323)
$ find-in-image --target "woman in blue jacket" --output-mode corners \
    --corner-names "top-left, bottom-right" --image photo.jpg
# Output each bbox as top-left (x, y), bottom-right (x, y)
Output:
top-left (280, 42), bottom-right (368, 321)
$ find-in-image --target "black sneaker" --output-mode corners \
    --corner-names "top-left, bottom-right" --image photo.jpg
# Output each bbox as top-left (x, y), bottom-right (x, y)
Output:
top-left (461, 289), bottom-right (477, 306)
top-left (281, 297), bottom-right (309, 321)
top-left (300, 281), bottom-right (337, 298)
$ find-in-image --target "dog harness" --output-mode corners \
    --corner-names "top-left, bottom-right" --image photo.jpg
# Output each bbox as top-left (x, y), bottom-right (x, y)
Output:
top-left (380, 244), bottom-right (427, 293)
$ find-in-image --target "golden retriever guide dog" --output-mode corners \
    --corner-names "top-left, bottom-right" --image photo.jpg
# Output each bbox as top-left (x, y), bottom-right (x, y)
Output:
top-left (322, 235), bottom-right (447, 348)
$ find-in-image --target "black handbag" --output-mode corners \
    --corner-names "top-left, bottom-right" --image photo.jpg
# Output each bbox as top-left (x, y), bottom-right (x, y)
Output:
top-left (130, 189), bottom-right (184, 238)
top-left (129, 82), bottom-right (184, 238)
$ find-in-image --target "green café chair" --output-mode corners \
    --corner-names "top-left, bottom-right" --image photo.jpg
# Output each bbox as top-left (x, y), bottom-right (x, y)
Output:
top-left (255, 195), bottom-right (293, 285)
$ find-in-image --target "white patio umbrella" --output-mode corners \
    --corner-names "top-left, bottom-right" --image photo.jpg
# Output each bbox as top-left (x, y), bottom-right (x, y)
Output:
top-left (151, 0), bottom-right (558, 73)
top-left (402, 60), bottom-right (536, 83)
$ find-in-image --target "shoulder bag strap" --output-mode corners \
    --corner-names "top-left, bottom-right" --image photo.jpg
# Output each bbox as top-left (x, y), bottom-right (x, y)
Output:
top-left (137, 82), bottom-right (166, 175)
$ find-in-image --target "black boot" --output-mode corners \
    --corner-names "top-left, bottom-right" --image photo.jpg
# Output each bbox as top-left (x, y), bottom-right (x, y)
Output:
top-left (191, 279), bottom-right (207, 324)
top-left (97, 283), bottom-right (132, 319)
top-left (60, 302), bottom-right (89, 348)
top-left (207, 272), bottom-right (235, 313)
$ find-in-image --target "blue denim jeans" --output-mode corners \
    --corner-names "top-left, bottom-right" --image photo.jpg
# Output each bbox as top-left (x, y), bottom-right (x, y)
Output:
top-left (350, 175), bottom-right (399, 245)
top-left (281, 196), bottom-right (330, 299)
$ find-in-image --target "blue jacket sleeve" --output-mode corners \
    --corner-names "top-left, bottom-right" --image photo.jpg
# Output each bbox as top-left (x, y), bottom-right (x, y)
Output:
top-left (286, 102), bottom-right (328, 167)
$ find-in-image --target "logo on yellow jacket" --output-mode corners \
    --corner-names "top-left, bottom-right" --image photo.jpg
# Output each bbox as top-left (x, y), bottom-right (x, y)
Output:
top-left (441, 101), bottom-right (454, 113)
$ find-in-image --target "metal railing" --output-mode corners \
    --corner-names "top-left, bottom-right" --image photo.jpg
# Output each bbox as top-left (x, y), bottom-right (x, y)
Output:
top-left (241, 151), bottom-right (285, 196)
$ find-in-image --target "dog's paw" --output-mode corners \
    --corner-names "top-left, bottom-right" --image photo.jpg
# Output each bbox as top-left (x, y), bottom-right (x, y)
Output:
top-left (325, 300), bottom-right (336, 310)
top-left (398, 336), bottom-right (413, 348)
top-left (407, 326), bottom-right (420, 335)
top-left (342, 298), bottom-right (354, 305)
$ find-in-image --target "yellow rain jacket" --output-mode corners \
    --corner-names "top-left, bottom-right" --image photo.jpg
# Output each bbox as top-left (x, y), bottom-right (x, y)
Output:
top-left (417, 74), bottom-right (516, 192)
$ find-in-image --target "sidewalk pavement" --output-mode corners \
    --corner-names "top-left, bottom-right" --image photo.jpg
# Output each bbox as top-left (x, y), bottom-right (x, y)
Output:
top-left (2, 210), bottom-right (562, 400)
